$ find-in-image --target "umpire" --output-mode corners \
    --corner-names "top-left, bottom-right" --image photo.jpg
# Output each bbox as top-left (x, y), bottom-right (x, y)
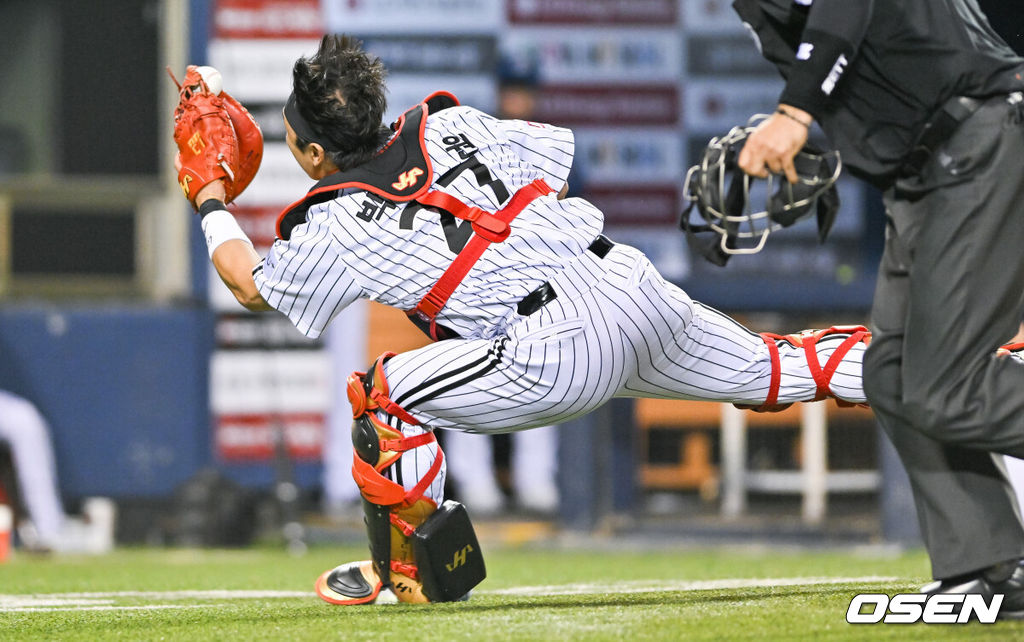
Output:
top-left (733, 0), bottom-right (1024, 613)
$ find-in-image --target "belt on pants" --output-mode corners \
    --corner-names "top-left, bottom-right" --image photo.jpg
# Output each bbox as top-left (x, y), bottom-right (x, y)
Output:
top-left (516, 235), bottom-right (614, 316)
top-left (899, 93), bottom-right (1020, 177)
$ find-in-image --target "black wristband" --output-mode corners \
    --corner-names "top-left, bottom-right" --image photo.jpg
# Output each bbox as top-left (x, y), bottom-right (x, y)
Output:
top-left (197, 198), bottom-right (227, 219)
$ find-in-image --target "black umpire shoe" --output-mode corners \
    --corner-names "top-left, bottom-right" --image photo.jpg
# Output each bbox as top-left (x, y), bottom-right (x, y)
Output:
top-left (921, 559), bottom-right (1024, 620)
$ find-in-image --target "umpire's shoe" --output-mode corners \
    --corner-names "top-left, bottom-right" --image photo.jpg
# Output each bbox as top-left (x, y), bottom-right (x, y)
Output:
top-left (921, 558), bottom-right (1024, 620)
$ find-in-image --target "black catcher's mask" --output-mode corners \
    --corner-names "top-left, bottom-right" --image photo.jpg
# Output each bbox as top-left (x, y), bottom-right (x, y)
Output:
top-left (679, 116), bottom-right (842, 266)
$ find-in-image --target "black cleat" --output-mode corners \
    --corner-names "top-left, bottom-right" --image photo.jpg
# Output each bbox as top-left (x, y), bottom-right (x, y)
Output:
top-left (921, 559), bottom-right (1024, 620)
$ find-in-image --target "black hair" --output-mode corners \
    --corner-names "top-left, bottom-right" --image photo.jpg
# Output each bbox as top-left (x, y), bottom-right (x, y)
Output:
top-left (290, 34), bottom-right (391, 170)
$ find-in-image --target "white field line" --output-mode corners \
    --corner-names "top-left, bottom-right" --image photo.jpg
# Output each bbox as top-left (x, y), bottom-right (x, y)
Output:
top-left (0, 577), bottom-right (901, 612)
top-left (5, 605), bottom-right (218, 613)
top-left (484, 575), bottom-right (902, 596)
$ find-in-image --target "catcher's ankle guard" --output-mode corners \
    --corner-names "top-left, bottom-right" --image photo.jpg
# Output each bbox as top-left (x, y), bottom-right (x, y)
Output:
top-left (740, 325), bottom-right (870, 413)
top-left (347, 352), bottom-right (485, 603)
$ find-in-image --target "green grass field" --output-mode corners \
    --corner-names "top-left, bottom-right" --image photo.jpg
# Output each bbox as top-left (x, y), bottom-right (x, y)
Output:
top-left (0, 543), bottom-right (1019, 641)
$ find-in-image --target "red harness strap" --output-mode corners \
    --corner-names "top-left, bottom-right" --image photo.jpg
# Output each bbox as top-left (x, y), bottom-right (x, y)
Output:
top-left (408, 179), bottom-right (553, 339)
top-left (760, 334), bottom-right (783, 408)
top-left (754, 326), bottom-right (869, 410)
top-left (801, 328), bottom-right (869, 401)
top-left (352, 445), bottom-right (444, 508)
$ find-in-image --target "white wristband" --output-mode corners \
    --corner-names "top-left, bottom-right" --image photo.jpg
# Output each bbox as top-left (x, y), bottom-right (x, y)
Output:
top-left (200, 209), bottom-right (253, 259)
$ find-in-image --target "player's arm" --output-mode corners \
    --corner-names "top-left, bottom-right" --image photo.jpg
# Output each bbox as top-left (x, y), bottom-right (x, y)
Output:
top-left (739, 0), bottom-right (873, 181)
top-left (194, 179), bottom-right (272, 311)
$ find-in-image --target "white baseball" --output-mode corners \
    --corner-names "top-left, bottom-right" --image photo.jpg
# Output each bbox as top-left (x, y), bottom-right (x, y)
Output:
top-left (195, 65), bottom-right (223, 95)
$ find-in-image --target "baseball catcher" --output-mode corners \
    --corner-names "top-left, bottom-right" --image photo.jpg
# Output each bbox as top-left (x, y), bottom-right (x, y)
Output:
top-left (172, 38), bottom-right (882, 607)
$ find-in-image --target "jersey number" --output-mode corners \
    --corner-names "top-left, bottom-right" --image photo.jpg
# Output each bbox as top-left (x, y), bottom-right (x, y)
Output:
top-left (399, 155), bottom-right (510, 254)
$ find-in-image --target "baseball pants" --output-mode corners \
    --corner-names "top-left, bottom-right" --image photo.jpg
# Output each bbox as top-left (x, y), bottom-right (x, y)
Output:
top-left (373, 242), bottom-right (867, 506)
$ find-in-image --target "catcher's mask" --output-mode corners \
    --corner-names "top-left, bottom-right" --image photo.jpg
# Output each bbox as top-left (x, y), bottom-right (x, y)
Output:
top-left (680, 116), bottom-right (841, 266)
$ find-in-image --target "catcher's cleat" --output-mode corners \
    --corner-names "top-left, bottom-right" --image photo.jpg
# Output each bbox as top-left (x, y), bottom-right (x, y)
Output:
top-left (315, 561), bottom-right (397, 605)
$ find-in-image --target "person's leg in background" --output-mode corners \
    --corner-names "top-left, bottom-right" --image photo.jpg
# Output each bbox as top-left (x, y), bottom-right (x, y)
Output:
top-left (511, 426), bottom-right (559, 513)
top-left (443, 431), bottom-right (506, 516)
top-left (0, 390), bottom-right (65, 549)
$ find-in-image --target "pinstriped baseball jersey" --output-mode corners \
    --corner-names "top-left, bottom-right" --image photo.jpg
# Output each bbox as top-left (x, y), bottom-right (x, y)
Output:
top-left (254, 105), bottom-right (599, 340)
top-left (251, 102), bottom-right (867, 504)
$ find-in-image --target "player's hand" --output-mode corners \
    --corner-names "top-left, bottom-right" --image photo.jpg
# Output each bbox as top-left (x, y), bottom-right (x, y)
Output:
top-left (737, 105), bottom-right (811, 183)
top-left (194, 179), bottom-right (227, 208)
top-left (176, 152), bottom-right (227, 207)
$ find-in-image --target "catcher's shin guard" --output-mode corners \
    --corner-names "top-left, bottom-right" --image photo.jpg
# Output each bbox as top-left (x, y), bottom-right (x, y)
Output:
top-left (738, 325), bottom-right (870, 413)
top-left (323, 352), bottom-right (485, 605)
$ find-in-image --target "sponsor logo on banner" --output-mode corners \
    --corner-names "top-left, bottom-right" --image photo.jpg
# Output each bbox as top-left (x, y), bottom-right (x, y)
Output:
top-left (585, 185), bottom-right (679, 227)
top-left (574, 127), bottom-right (682, 185)
top-left (687, 35), bottom-right (775, 75)
top-left (533, 85), bottom-right (679, 126)
top-left (210, 350), bottom-right (331, 414)
top-left (223, 206), bottom-right (281, 249)
top-left (683, 78), bottom-right (782, 132)
top-left (682, 0), bottom-right (745, 33)
top-left (216, 413), bottom-right (325, 461)
top-left (508, 0), bottom-right (677, 25)
top-left (232, 142), bottom-right (319, 207)
top-left (502, 28), bottom-right (681, 84)
top-left (362, 35), bottom-right (496, 74)
top-left (382, 74), bottom-right (497, 123)
top-left (324, 0), bottom-right (500, 34)
top-left (209, 39), bottom-right (320, 102)
top-left (214, 0), bottom-right (323, 39)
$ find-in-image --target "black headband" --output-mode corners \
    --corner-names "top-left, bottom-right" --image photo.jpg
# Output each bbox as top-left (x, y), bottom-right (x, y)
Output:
top-left (284, 92), bottom-right (329, 148)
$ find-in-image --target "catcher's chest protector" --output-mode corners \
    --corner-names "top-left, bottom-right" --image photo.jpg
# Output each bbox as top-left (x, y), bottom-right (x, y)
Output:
top-left (276, 91), bottom-right (552, 341)
top-left (275, 91), bottom-right (459, 241)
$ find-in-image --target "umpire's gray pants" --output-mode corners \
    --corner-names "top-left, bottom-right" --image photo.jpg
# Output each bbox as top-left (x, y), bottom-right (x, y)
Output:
top-left (863, 93), bottom-right (1024, 579)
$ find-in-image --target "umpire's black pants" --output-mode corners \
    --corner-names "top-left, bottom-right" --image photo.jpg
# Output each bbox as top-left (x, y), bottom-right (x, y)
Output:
top-left (863, 93), bottom-right (1024, 580)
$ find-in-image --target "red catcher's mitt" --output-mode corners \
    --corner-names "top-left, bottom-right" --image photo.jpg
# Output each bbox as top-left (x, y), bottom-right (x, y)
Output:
top-left (169, 66), bottom-right (263, 207)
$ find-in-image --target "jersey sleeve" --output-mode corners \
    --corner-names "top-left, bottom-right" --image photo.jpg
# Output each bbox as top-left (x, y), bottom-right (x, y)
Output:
top-left (498, 117), bottom-right (576, 192)
top-left (778, 0), bottom-right (874, 118)
top-left (252, 224), bottom-right (363, 339)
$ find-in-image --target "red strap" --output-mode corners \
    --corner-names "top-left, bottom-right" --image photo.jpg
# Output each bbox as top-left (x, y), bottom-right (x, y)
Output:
top-left (410, 179), bottom-right (552, 325)
top-left (351, 445), bottom-right (444, 508)
top-left (390, 560), bottom-right (420, 580)
top-left (389, 513), bottom-right (417, 537)
top-left (368, 387), bottom-right (421, 426)
top-left (379, 431), bottom-right (435, 453)
top-left (760, 333), bottom-right (782, 407)
top-left (810, 330), bottom-right (868, 400)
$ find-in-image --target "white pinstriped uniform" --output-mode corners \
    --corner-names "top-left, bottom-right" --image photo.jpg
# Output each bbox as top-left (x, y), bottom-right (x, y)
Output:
top-left (253, 104), bottom-right (866, 503)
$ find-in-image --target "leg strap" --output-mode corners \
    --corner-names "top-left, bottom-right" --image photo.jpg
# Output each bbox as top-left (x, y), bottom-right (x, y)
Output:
top-left (346, 351), bottom-right (484, 603)
top-left (743, 325), bottom-right (870, 412)
top-left (347, 352), bottom-right (444, 508)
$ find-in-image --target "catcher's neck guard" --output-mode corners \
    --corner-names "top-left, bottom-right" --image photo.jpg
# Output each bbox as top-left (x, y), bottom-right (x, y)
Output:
top-left (679, 115), bottom-right (842, 266)
top-left (276, 91), bottom-right (460, 240)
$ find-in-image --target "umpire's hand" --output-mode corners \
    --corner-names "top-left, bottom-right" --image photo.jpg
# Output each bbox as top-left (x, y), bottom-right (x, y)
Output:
top-left (738, 104), bottom-right (812, 183)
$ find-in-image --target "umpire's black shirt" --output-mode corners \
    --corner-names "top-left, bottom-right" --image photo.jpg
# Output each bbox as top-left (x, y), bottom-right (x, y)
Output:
top-left (733, 0), bottom-right (1024, 189)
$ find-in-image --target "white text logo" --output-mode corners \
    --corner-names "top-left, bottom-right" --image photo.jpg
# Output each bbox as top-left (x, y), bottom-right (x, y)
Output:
top-left (846, 593), bottom-right (1002, 624)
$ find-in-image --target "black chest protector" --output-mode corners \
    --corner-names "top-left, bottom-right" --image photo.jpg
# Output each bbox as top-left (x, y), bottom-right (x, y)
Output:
top-left (275, 91), bottom-right (459, 241)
